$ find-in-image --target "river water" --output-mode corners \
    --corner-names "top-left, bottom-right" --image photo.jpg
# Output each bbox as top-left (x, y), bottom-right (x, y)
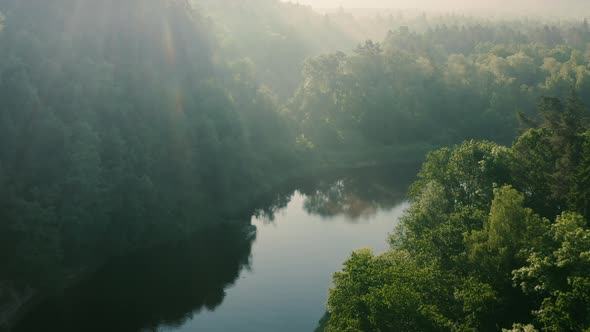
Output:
top-left (15, 167), bottom-right (414, 332)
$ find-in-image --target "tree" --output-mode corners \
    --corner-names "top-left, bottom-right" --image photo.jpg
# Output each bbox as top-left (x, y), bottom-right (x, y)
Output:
top-left (513, 212), bottom-right (590, 331)
top-left (535, 92), bottom-right (589, 206)
top-left (466, 186), bottom-right (545, 281)
top-left (574, 131), bottom-right (590, 217)
top-left (353, 40), bottom-right (382, 56)
top-left (511, 128), bottom-right (559, 218)
top-left (325, 249), bottom-right (454, 332)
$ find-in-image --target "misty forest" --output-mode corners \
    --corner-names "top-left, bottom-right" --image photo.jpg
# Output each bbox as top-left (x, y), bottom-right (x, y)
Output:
top-left (1, 0), bottom-right (590, 331)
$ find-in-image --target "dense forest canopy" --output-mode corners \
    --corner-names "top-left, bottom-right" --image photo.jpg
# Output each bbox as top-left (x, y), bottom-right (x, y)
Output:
top-left (319, 93), bottom-right (590, 332)
top-left (1, 0), bottom-right (590, 331)
top-left (0, 0), bottom-right (296, 289)
top-left (289, 18), bottom-right (590, 154)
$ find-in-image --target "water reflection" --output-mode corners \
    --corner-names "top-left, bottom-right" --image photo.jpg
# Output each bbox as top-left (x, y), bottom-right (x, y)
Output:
top-left (14, 166), bottom-right (416, 332)
top-left (14, 226), bottom-right (254, 332)
top-left (301, 177), bottom-right (407, 221)
top-left (257, 166), bottom-right (414, 222)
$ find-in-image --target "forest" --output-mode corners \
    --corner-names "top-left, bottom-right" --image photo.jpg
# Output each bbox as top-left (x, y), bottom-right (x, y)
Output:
top-left (0, 0), bottom-right (590, 331)
top-left (318, 94), bottom-right (590, 331)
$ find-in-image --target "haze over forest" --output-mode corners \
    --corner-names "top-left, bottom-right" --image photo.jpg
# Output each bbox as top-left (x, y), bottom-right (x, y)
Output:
top-left (2, 0), bottom-right (590, 331)
top-left (285, 0), bottom-right (590, 16)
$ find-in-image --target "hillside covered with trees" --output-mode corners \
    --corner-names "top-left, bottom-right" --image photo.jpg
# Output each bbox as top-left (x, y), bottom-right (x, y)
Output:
top-left (1, 0), bottom-right (590, 331)
top-left (0, 0), bottom-right (297, 290)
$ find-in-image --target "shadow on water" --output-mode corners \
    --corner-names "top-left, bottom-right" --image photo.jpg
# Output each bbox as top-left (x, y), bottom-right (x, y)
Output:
top-left (13, 225), bottom-right (255, 332)
top-left (13, 165), bottom-right (418, 332)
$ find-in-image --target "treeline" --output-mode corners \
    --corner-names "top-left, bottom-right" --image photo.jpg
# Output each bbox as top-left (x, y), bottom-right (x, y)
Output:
top-left (0, 0), bottom-right (296, 288)
top-left (319, 94), bottom-right (590, 331)
top-left (289, 19), bottom-right (590, 154)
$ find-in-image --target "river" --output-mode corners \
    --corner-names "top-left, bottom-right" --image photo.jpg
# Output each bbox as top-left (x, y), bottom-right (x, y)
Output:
top-left (14, 167), bottom-right (415, 332)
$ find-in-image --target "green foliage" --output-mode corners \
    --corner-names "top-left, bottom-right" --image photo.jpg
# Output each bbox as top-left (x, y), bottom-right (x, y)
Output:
top-left (323, 95), bottom-right (590, 331)
top-left (503, 324), bottom-right (539, 332)
top-left (326, 249), bottom-right (454, 332)
top-left (511, 128), bottom-right (559, 217)
top-left (411, 141), bottom-right (514, 211)
top-left (0, 0), bottom-right (298, 288)
top-left (466, 186), bottom-right (545, 283)
top-left (512, 92), bottom-right (590, 217)
top-left (513, 212), bottom-right (590, 331)
top-left (576, 132), bottom-right (590, 216)
top-left (393, 141), bottom-right (513, 271)
top-left (289, 19), bottom-right (590, 161)
top-left (454, 277), bottom-right (498, 330)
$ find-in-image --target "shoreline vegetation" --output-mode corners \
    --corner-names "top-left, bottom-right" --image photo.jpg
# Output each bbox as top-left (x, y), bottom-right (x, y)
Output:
top-left (1, 153), bottom-right (423, 330)
top-left (317, 93), bottom-right (590, 331)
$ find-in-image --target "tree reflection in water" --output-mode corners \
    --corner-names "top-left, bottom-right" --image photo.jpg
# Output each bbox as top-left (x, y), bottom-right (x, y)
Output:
top-left (257, 166), bottom-right (415, 222)
top-left (14, 225), bottom-right (255, 332)
top-left (301, 175), bottom-right (409, 221)
top-left (14, 166), bottom-right (416, 332)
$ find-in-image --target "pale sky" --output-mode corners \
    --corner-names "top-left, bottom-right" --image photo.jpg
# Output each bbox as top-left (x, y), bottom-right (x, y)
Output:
top-left (281, 0), bottom-right (590, 14)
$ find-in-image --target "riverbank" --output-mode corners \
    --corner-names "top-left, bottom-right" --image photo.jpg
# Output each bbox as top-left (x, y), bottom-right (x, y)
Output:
top-left (11, 169), bottom-right (414, 332)
top-left (230, 142), bottom-right (433, 217)
top-left (2, 145), bottom-right (430, 331)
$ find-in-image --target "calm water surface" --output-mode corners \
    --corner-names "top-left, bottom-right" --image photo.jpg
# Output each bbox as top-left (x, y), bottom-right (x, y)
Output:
top-left (15, 169), bottom-right (413, 332)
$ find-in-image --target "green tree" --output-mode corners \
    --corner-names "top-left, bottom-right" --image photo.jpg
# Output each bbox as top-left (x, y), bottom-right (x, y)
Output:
top-left (575, 131), bottom-right (590, 217)
top-left (536, 93), bottom-right (589, 207)
top-left (513, 212), bottom-right (590, 331)
top-left (466, 186), bottom-right (545, 282)
top-left (326, 249), bottom-right (454, 332)
top-left (511, 128), bottom-right (559, 218)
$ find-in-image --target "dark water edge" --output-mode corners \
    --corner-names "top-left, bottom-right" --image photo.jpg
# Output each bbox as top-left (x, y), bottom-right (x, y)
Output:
top-left (9, 163), bottom-right (419, 332)
top-left (1, 148), bottom-right (424, 330)
top-left (13, 225), bottom-right (256, 332)
top-left (314, 312), bottom-right (330, 332)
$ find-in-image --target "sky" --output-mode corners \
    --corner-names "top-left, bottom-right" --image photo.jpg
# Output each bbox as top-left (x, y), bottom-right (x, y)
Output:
top-left (284, 0), bottom-right (499, 9)
top-left (281, 0), bottom-right (590, 14)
